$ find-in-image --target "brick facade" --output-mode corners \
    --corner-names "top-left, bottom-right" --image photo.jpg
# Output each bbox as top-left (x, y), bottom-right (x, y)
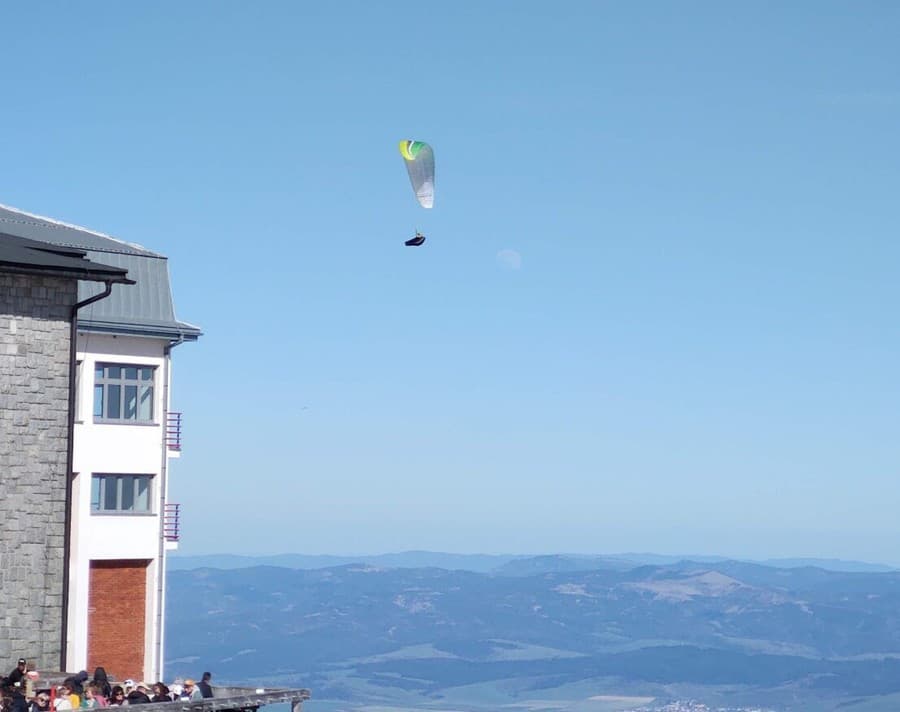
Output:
top-left (87, 560), bottom-right (149, 680)
top-left (0, 273), bottom-right (76, 669)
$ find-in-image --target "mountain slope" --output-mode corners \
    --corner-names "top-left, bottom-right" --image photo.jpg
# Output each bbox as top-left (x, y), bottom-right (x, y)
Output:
top-left (164, 559), bottom-right (900, 710)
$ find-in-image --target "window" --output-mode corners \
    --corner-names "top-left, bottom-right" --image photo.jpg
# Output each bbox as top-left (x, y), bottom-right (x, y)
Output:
top-left (91, 475), bottom-right (154, 514)
top-left (94, 363), bottom-right (155, 422)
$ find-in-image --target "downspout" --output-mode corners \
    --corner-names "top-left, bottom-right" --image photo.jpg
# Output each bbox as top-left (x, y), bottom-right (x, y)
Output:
top-left (62, 281), bottom-right (115, 672)
top-left (155, 334), bottom-right (185, 680)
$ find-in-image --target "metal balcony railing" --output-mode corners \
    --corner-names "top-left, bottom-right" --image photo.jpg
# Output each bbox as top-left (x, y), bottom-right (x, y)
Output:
top-left (166, 411), bottom-right (183, 451)
top-left (163, 503), bottom-right (181, 542)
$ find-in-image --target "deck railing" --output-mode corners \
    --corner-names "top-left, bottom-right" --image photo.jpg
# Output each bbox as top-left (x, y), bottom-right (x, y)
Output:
top-left (163, 503), bottom-right (181, 542)
top-left (166, 411), bottom-right (183, 451)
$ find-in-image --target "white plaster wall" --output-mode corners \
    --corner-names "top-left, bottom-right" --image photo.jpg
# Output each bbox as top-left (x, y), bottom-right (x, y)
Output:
top-left (67, 332), bottom-right (172, 682)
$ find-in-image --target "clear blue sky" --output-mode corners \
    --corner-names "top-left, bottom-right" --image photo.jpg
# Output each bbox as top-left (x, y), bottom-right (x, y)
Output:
top-left (3, 2), bottom-right (899, 564)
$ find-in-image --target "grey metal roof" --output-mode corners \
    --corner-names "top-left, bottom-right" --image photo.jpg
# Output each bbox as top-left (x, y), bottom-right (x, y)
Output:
top-left (0, 204), bottom-right (201, 340)
top-left (0, 204), bottom-right (162, 257)
top-left (0, 232), bottom-right (131, 283)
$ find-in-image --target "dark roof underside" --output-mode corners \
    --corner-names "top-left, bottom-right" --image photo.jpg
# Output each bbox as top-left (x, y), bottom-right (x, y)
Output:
top-left (0, 232), bottom-right (131, 283)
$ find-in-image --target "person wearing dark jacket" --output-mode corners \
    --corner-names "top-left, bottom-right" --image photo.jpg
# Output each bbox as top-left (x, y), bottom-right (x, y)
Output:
top-left (90, 669), bottom-right (111, 699)
top-left (70, 672), bottom-right (88, 696)
top-left (126, 689), bottom-right (151, 705)
top-left (7, 660), bottom-right (27, 687)
top-left (197, 673), bottom-right (213, 699)
top-left (8, 689), bottom-right (28, 712)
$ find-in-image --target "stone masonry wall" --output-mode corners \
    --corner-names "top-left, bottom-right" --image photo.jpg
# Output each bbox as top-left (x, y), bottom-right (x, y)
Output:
top-left (0, 273), bottom-right (76, 669)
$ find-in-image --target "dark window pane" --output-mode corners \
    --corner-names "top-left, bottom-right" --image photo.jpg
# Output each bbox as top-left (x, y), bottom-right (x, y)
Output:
top-left (93, 385), bottom-right (104, 418)
top-left (139, 386), bottom-right (153, 421)
top-left (124, 385), bottom-right (138, 419)
top-left (124, 367), bottom-right (138, 380)
top-left (121, 477), bottom-right (135, 511)
top-left (107, 385), bottom-right (121, 419)
top-left (103, 477), bottom-right (118, 510)
top-left (108, 366), bottom-right (121, 379)
top-left (141, 368), bottom-right (153, 381)
top-left (95, 364), bottom-right (104, 379)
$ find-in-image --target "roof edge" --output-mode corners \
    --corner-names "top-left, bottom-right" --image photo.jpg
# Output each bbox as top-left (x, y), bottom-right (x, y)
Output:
top-left (0, 263), bottom-right (133, 284)
top-left (78, 319), bottom-right (203, 340)
top-left (0, 202), bottom-right (162, 257)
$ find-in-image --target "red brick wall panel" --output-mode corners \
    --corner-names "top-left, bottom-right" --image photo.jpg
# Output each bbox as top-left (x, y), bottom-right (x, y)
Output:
top-left (88, 560), bottom-right (149, 680)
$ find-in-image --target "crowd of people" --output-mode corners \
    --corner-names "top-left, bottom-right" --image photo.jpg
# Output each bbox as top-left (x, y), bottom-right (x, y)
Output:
top-left (1, 659), bottom-right (214, 712)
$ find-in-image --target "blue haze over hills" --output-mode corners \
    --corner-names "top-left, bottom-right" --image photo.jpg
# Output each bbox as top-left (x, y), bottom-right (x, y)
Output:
top-left (165, 553), bottom-right (900, 711)
top-left (167, 550), bottom-right (897, 573)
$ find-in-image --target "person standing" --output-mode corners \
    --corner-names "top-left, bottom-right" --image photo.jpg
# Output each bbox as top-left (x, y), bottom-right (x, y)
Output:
top-left (90, 670), bottom-right (111, 700)
top-left (7, 659), bottom-right (27, 687)
top-left (197, 673), bottom-right (213, 699)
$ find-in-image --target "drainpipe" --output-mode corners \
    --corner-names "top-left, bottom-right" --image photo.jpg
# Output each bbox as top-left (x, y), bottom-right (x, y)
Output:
top-left (62, 281), bottom-right (115, 672)
top-left (155, 334), bottom-right (185, 680)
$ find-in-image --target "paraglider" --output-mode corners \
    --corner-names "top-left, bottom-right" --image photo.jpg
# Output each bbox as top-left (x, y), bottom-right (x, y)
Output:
top-left (399, 139), bottom-right (434, 246)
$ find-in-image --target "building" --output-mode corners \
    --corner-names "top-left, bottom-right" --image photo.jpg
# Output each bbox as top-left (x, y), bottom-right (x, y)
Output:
top-left (0, 231), bottom-right (130, 671)
top-left (0, 204), bottom-right (200, 682)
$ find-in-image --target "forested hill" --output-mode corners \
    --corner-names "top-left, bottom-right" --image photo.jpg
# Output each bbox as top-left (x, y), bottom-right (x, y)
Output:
top-left (165, 556), bottom-right (900, 711)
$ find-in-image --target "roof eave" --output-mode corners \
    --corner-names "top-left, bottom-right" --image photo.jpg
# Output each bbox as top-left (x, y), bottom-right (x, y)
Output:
top-left (77, 319), bottom-right (203, 341)
top-left (0, 262), bottom-right (133, 284)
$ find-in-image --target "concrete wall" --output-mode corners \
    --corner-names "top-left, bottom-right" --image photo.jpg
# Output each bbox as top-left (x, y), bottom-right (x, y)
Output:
top-left (68, 332), bottom-right (171, 681)
top-left (0, 273), bottom-right (76, 669)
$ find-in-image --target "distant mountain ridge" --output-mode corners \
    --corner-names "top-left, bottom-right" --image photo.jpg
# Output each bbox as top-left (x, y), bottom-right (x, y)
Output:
top-left (165, 555), bottom-right (900, 711)
top-left (166, 550), bottom-right (526, 572)
top-left (167, 549), bottom-right (898, 573)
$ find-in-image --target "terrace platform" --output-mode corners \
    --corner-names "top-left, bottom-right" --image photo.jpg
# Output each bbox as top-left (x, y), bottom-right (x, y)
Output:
top-left (30, 676), bottom-right (310, 712)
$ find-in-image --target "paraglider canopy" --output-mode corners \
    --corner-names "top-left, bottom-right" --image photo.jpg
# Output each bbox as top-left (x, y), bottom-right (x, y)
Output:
top-left (399, 140), bottom-right (435, 209)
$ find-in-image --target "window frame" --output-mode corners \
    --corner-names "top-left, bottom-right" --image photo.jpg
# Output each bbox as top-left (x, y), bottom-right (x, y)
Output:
top-left (93, 362), bottom-right (157, 424)
top-left (90, 474), bottom-right (155, 515)
top-left (74, 359), bottom-right (83, 423)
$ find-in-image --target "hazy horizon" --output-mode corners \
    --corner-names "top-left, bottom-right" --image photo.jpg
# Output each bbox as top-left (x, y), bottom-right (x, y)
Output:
top-left (167, 547), bottom-right (900, 569)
